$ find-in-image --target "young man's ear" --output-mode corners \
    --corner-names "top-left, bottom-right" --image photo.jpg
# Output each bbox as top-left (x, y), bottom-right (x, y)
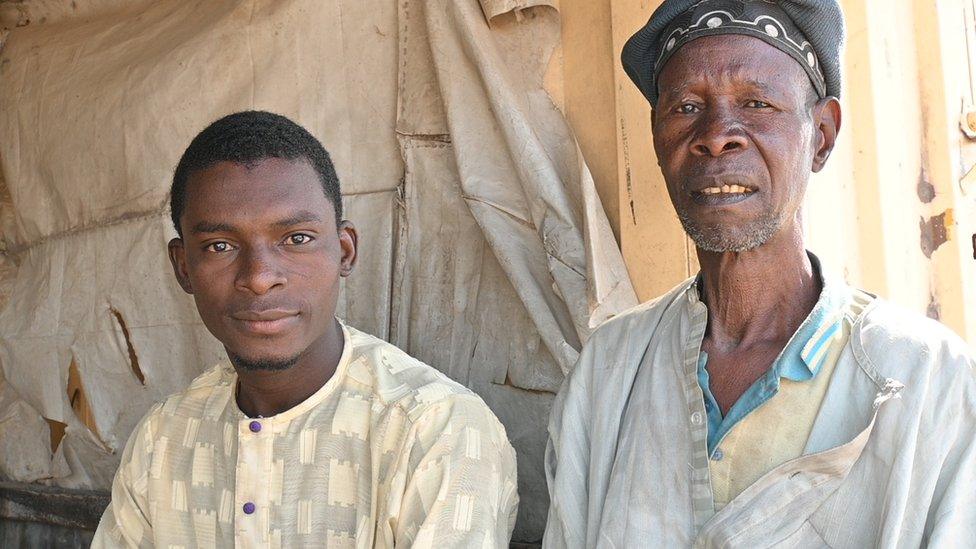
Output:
top-left (168, 238), bottom-right (194, 294)
top-left (812, 97), bottom-right (842, 173)
top-left (337, 220), bottom-right (358, 277)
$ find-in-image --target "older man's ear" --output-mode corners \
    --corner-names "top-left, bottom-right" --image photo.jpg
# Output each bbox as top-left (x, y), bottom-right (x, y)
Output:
top-left (811, 97), bottom-right (842, 173)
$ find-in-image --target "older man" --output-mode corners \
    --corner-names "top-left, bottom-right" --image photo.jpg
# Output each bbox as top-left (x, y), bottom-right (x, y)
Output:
top-left (93, 111), bottom-right (517, 548)
top-left (544, 1), bottom-right (976, 547)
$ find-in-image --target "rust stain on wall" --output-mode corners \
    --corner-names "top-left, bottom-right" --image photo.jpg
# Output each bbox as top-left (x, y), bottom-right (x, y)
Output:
top-left (927, 292), bottom-right (941, 320)
top-left (916, 166), bottom-right (936, 203)
top-left (919, 209), bottom-right (953, 258)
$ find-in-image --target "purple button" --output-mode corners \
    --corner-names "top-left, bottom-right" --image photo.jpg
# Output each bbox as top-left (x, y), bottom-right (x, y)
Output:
top-left (249, 421), bottom-right (261, 433)
top-left (243, 502), bottom-right (256, 515)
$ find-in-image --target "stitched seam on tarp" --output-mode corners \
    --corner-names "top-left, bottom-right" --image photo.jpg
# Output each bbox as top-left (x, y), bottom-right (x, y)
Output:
top-left (394, 130), bottom-right (451, 142)
top-left (3, 206), bottom-right (169, 256)
top-left (2, 186), bottom-right (400, 256)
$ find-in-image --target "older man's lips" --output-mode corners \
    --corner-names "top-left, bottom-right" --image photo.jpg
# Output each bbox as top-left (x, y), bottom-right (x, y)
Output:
top-left (690, 183), bottom-right (757, 206)
top-left (231, 310), bottom-right (300, 335)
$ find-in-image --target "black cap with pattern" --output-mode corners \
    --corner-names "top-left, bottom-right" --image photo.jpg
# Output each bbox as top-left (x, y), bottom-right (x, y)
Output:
top-left (621, 0), bottom-right (845, 106)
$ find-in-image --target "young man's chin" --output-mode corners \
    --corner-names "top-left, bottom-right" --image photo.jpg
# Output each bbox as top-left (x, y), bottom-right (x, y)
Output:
top-left (227, 349), bottom-right (302, 372)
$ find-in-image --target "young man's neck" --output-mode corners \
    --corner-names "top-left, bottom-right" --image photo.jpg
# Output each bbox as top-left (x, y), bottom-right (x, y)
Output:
top-left (234, 320), bottom-right (345, 418)
top-left (696, 224), bottom-right (821, 351)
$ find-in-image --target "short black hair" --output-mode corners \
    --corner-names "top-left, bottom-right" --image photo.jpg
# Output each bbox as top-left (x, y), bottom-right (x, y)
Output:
top-left (170, 111), bottom-right (342, 236)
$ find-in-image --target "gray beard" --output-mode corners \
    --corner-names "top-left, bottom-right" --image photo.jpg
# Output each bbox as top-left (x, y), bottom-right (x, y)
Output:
top-left (676, 208), bottom-right (783, 253)
top-left (228, 351), bottom-right (300, 372)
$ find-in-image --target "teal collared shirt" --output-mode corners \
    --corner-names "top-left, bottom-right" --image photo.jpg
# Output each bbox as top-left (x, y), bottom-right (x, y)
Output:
top-left (697, 260), bottom-right (850, 455)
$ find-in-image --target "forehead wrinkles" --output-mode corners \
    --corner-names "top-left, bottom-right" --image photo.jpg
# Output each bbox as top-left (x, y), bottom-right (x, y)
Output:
top-left (665, 69), bottom-right (774, 96)
top-left (660, 38), bottom-right (808, 99)
top-left (667, 63), bottom-right (798, 96)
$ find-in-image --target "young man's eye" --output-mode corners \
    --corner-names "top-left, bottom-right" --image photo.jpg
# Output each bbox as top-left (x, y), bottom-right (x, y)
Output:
top-left (206, 242), bottom-right (234, 253)
top-left (286, 234), bottom-right (314, 245)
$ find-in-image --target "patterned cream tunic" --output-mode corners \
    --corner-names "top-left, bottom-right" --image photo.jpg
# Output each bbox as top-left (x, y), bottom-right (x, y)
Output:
top-left (92, 324), bottom-right (518, 548)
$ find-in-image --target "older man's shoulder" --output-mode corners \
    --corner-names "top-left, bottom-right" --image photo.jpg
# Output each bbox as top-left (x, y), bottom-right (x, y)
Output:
top-left (568, 277), bottom-right (697, 381)
top-left (586, 277), bottom-right (696, 347)
top-left (856, 296), bottom-right (975, 385)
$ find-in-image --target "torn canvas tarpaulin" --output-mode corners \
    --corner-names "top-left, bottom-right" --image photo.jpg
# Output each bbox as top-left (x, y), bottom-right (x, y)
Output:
top-left (0, 376), bottom-right (52, 483)
top-left (394, 0), bottom-right (636, 535)
top-left (0, 0), bottom-right (401, 488)
top-left (0, 0), bottom-right (636, 541)
top-left (412, 0), bottom-right (636, 373)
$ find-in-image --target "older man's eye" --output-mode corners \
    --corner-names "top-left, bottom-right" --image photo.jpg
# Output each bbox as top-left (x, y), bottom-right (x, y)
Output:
top-left (286, 233), bottom-right (314, 245)
top-left (676, 103), bottom-right (701, 114)
top-left (746, 100), bottom-right (771, 108)
top-left (206, 242), bottom-right (234, 253)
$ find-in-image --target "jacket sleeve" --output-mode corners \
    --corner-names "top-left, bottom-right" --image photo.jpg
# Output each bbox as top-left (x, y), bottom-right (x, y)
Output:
top-left (542, 353), bottom-right (592, 549)
top-left (922, 352), bottom-right (976, 544)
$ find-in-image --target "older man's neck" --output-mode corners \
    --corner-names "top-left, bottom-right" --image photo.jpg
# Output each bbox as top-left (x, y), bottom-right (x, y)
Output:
top-left (696, 227), bottom-right (820, 348)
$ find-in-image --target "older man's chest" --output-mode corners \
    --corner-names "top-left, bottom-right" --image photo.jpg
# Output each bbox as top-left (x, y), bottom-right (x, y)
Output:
top-left (142, 411), bottom-right (389, 548)
top-left (597, 339), bottom-right (903, 548)
top-left (700, 342), bottom-right (786, 414)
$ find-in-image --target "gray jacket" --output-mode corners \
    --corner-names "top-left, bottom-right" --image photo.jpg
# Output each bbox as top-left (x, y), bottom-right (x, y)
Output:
top-left (544, 276), bottom-right (976, 548)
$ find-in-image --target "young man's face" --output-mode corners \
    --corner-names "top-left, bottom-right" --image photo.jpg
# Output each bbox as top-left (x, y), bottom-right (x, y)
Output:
top-left (168, 157), bottom-right (356, 370)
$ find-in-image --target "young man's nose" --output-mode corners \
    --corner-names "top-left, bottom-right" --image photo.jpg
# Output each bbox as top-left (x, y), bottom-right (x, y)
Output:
top-left (235, 246), bottom-right (287, 295)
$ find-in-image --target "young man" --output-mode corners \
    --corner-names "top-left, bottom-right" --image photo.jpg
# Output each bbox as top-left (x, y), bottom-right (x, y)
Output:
top-left (93, 111), bottom-right (518, 548)
top-left (544, 1), bottom-right (976, 547)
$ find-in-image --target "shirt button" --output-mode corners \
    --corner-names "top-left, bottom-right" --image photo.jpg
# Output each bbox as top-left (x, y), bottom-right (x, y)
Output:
top-left (690, 411), bottom-right (704, 425)
top-left (712, 449), bottom-right (724, 461)
top-left (249, 421), bottom-right (262, 433)
top-left (243, 502), bottom-right (256, 514)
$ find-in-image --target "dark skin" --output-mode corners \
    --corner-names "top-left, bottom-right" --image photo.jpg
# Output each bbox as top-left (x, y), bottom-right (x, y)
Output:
top-left (168, 158), bottom-right (358, 418)
top-left (652, 35), bottom-right (842, 414)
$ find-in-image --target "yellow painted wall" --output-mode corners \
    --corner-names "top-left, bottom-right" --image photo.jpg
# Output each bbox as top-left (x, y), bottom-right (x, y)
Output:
top-left (552, 0), bottom-right (976, 344)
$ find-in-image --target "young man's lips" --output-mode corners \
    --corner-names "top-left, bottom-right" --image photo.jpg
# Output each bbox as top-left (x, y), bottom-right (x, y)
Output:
top-left (231, 310), bottom-right (300, 335)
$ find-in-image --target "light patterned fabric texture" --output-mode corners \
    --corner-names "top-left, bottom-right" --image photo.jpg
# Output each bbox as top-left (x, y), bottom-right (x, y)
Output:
top-left (92, 324), bottom-right (519, 548)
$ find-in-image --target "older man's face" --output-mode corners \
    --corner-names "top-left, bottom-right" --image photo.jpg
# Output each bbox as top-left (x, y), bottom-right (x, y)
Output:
top-left (652, 34), bottom-right (823, 252)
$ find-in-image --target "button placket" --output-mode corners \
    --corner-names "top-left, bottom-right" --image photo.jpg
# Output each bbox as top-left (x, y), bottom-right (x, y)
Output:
top-left (236, 416), bottom-right (273, 544)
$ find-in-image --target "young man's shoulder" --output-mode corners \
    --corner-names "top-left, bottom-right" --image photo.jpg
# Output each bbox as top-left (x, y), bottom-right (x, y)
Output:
top-left (344, 325), bottom-right (500, 425)
top-left (133, 326), bottom-right (505, 441)
top-left (139, 363), bottom-right (234, 423)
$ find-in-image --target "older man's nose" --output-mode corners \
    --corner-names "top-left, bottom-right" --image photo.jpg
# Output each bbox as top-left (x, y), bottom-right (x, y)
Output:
top-left (235, 247), bottom-right (286, 295)
top-left (691, 112), bottom-right (748, 157)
